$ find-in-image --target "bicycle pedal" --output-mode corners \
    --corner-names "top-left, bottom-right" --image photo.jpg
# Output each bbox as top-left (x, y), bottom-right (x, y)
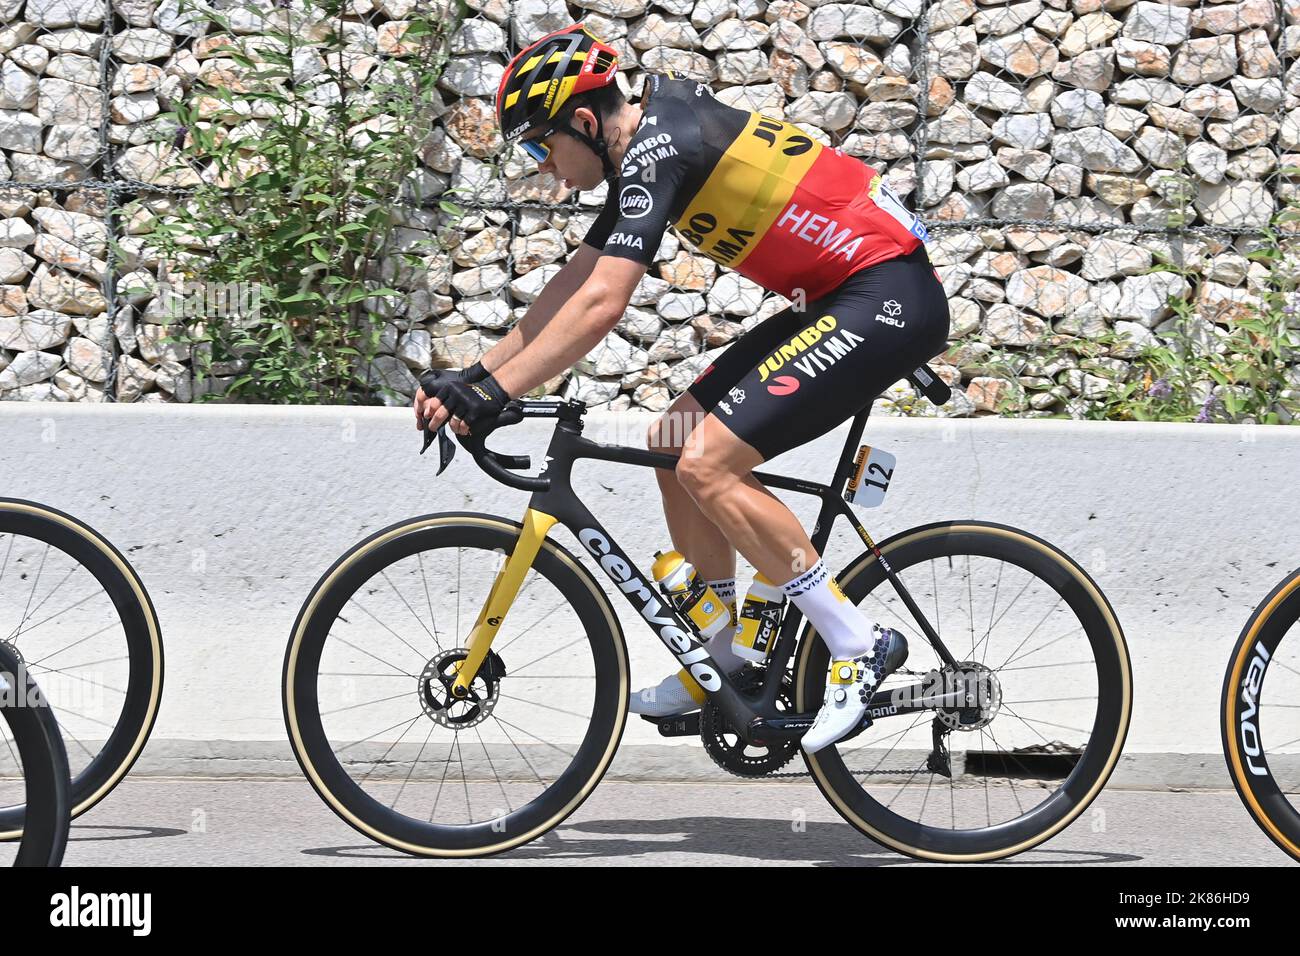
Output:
top-left (641, 712), bottom-right (701, 737)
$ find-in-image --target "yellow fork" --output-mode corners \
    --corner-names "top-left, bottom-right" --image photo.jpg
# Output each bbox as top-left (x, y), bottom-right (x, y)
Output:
top-left (451, 508), bottom-right (558, 698)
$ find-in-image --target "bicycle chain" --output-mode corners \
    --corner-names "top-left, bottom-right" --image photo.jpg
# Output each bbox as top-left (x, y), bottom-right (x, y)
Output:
top-left (729, 667), bottom-right (938, 780)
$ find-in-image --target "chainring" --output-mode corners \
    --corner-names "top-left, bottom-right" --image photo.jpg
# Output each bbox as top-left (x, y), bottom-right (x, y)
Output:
top-left (700, 667), bottom-right (801, 778)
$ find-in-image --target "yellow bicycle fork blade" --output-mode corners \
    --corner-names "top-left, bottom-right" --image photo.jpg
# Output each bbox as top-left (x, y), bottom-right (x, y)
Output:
top-left (452, 508), bottom-right (558, 697)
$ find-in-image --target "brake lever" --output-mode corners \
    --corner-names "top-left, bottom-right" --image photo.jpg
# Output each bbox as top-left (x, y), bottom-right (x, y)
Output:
top-left (418, 418), bottom-right (457, 475)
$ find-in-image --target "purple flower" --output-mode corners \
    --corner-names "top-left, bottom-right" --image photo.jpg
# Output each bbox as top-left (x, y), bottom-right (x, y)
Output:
top-left (1147, 377), bottom-right (1172, 399)
top-left (1195, 394), bottom-right (1219, 423)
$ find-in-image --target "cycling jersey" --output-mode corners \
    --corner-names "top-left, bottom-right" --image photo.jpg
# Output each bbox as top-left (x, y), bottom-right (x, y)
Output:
top-left (583, 72), bottom-right (929, 301)
top-left (686, 243), bottom-right (950, 462)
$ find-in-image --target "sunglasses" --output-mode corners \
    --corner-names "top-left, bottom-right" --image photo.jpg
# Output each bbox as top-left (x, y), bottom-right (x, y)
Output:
top-left (518, 118), bottom-right (581, 164)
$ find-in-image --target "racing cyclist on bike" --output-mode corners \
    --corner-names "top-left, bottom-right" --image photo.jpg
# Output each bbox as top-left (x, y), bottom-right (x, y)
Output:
top-left (414, 24), bottom-right (951, 753)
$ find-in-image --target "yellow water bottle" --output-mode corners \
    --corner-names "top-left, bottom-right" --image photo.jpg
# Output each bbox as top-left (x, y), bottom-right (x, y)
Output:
top-left (732, 572), bottom-right (786, 663)
top-left (651, 550), bottom-right (729, 640)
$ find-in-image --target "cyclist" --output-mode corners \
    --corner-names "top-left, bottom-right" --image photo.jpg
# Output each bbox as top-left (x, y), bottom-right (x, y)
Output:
top-left (415, 23), bottom-right (951, 752)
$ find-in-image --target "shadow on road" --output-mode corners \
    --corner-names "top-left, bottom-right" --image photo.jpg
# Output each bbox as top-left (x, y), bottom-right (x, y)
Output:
top-left (301, 816), bottom-right (1143, 865)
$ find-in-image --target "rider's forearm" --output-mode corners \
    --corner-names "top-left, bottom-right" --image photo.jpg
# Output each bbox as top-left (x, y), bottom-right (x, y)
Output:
top-left (467, 245), bottom-right (600, 375)
top-left (490, 283), bottom-right (622, 398)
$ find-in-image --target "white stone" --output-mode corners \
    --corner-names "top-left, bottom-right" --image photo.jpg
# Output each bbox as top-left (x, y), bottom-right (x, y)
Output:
top-left (37, 78), bottom-right (101, 126)
top-left (1051, 127), bottom-right (1142, 173)
top-left (1005, 266), bottom-right (1090, 318)
top-left (0, 311), bottom-right (71, 350)
top-left (979, 28), bottom-right (1059, 78)
top-left (44, 123), bottom-right (100, 164)
top-left (991, 113), bottom-right (1053, 150)
top-left (0, 111), bottom-right (42, 153)
top-left (0, 61), bottom-right (39, 111)
top-left (807, 4), bottom-right (905, 43)
top-left (1195, 181), bottom-right (1272, 230)
top-left (0, 217), bottom-right (36, 248)
top-left (0, 349), bottom-right (63, 389)
top-left (1050, 89), bottom-right (1106, 129)
top-left (438, 57), bottom-right (504, 97)
top-left (47, 53), bottom-right (100, 87)
top-left (1171, 36), bottom-right (1237, 85)
top-left (26, 0), bottom-right (105, 29)
top-left (1122, 1), bottom-right (1191, 45)
top-left (925, 24), bottom-right (979, 80)
top-left (31, 206), bottom-right (107, 258)
top-left (963, 72), bottom-right (1025, 113)
top-left (111, 28), bottom-right (173, 63)
top-left (1114, 271), bottom-right (1193, 327)
top-left (1081, 237), bottom-right (1152, 280)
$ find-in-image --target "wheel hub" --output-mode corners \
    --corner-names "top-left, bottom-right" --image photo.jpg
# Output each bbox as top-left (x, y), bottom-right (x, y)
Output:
top-left (935, 661), bottom-right (1001, 732)
top-left (418, 648), bottom-right (505, 729)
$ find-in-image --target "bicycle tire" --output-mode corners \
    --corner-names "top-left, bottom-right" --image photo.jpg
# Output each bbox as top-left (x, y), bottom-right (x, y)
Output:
top-left (1, 642), bottom-right (70, 866)
top-left (284, 512), bottom-right (629, 857)
top-left (1221, 566), bottom-right (1300, 862)
top-left (796, 521), bottom-right (1131, 862)
top-left (0, 499), bottom-right (164, 837)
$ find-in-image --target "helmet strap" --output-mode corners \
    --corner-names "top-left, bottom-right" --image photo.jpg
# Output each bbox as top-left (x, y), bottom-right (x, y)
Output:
top-left (565, 109), bottom-right (619, 184)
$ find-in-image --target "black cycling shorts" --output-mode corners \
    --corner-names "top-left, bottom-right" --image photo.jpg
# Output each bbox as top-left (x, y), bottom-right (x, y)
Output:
top-left (686, 244), bottom-right (952, 462)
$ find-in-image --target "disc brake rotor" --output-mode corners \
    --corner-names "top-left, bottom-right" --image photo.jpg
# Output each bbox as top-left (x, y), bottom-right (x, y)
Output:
top-left (418, 648), bottom-right (506, 729)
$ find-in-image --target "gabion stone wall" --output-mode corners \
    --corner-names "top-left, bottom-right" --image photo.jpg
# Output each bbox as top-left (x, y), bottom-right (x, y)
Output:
top-left (2, 0), bottom-right (1300, 414)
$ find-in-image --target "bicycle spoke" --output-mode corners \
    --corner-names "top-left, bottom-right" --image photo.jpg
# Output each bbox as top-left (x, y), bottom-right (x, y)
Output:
top-left (507, 635), bottom-right (591, 676)
top-left (496, 693), bottom-right (592, 722)
top-left (335, 715), bottom-right (427, 755)
top-left (491, 715), bottom-right (577, 760)
top-left (416, 551), bottom-right (445, 653)
top-left (380, 568), bottom-right (443, 653)
top-left (454, 734), bottom-right (471, 824)
top-left (998, 704), bottom-right (1092, 738)
top-left (979, 723), bottom-right (1028, 816)
top-left (473, 724), bottom-right (514, 816)
top-left (331, 634), bottom-right (418, 679)
top-left (979, 559), bottom-right (1005, 666)
top-left (319, 690), bottom-right (414, 718)
top-left (428, 737), bottom-right (456, 824)
top-left (358, 718), bottom-right (427, 786)
top-left (390, 722), bottom-right (435, 810)
top-left (344, 598), bottom-right (431, 666)
top-left (491, 713), bottom-right (549, 788)
top-left (24, 621), bottom-right (123, 669)
top-left (8, 542), bottom-right (50, 643)
top-left (970, 572), bottom-right (1037, 664)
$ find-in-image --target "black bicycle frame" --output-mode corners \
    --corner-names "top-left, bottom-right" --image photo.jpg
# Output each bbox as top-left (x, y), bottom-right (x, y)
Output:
top-left (456, 396), bottom-right (960, 745)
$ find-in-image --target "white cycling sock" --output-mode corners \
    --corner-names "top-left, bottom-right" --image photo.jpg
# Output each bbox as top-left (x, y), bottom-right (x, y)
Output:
top-left (703, 577), bottom-right (742, 671)
top-left (780, 559), bottom-right (873, 659)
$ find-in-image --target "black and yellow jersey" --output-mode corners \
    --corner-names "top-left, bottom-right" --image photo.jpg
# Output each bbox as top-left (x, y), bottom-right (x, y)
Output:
top-left (583, 72), bottom-right (929, 301)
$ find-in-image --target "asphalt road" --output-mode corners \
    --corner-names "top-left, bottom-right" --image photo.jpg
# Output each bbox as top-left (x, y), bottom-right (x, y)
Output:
top-left (9, 778), bottom-right (1292, 867)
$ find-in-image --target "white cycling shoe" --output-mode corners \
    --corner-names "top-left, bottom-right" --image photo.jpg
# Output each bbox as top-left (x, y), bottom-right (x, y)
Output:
top-left (802, 625), bottom-right (908, 755)
top-left (630, 669), bottom-right (705, 717)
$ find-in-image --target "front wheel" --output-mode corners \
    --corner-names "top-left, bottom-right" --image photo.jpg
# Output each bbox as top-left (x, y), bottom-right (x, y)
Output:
top-left (796, 521), bottom-right (1131, 862)
top-left (1221, 566), bottom-right (1300, 862)
top-left (283, 513), bottom-right (629, 857)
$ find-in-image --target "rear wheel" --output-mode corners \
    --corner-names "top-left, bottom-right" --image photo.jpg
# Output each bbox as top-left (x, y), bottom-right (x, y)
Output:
top-left (796, 521), bottom-right (1131, 862)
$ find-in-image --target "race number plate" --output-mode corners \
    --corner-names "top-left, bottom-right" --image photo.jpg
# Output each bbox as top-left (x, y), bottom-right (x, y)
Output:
top-left (844, 444), bottom-right (896, 509)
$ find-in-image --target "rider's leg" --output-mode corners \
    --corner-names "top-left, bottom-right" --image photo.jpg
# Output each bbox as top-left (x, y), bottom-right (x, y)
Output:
top-left (630, 393), bottom-right (746, 718)
top-left (647, 392), bottom-right (735, 583)
top-left (673, 414), bottom-right (874, 660)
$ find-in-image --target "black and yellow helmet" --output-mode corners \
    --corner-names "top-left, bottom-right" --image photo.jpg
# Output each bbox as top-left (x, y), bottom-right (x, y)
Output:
top-left (495, 24), bottom-right (620, 142)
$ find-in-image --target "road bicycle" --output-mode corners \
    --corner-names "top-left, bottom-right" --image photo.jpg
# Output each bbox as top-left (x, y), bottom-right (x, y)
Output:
top-left (0, 499), bottom-right (164, 841)
top-left (1222, 565), bottom-right (1300, 862)
top-left (0, 641), bottom-right (69, 866)
top-left (283, 366), bottom-right (1132, 860)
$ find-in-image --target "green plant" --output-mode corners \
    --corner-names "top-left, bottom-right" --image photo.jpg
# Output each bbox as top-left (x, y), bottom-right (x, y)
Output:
top-left (139, 0), bottom-right (464, 403)
top-left (1080, 202), bottom-right (1300, 425)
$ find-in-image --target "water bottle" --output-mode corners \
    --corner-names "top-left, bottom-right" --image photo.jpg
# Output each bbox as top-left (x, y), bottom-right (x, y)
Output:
top-left (651, 550), bottom-right (729, 641)
top-left (732, 572), bottom-right (786, 663)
